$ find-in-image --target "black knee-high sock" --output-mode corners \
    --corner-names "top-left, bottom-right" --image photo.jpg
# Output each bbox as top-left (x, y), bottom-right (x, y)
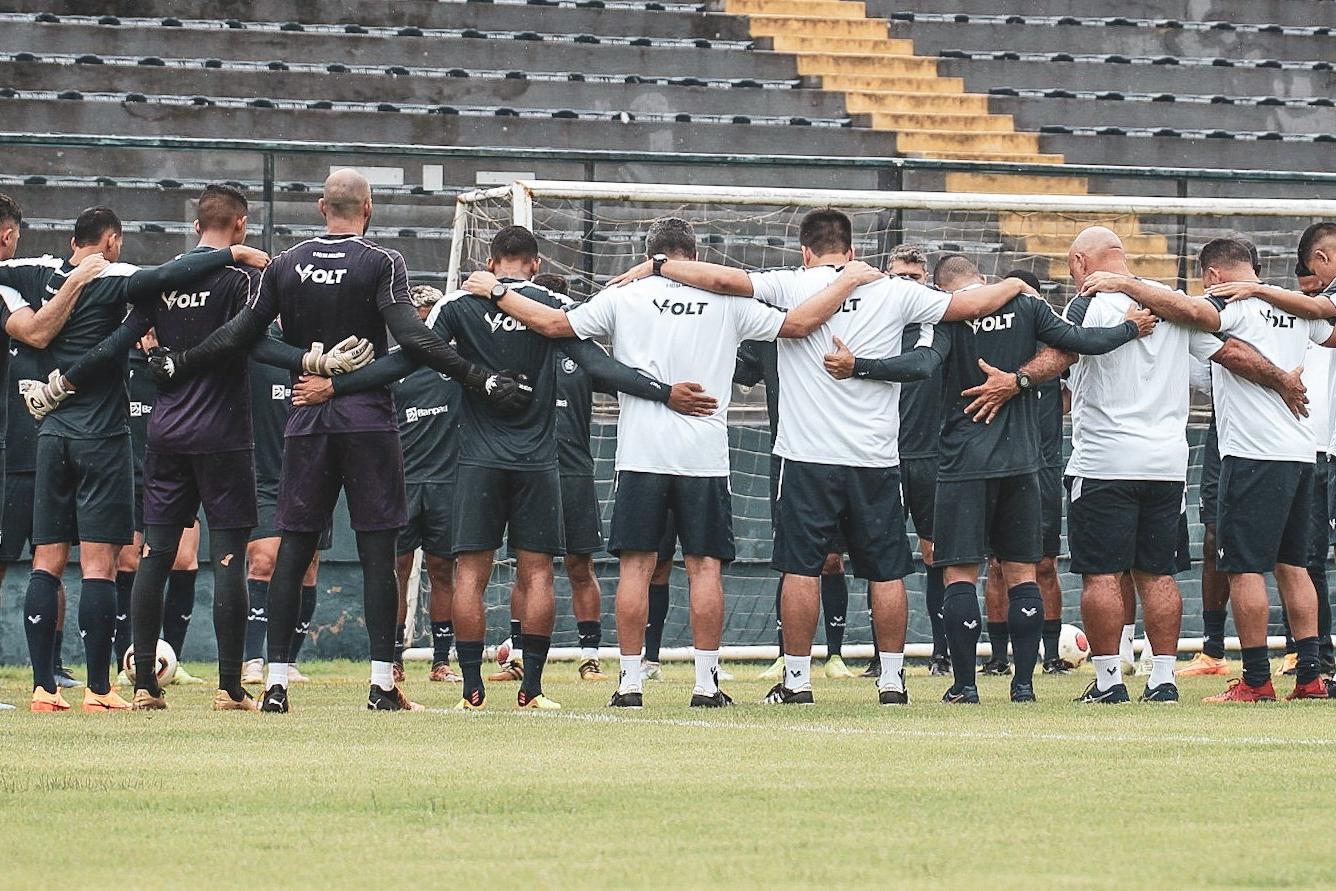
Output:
top-left (24, 570), bottom-right (61, 693)
top-left (265, 531), bottom-right (321, 670)
top-left (1295, 635), bottom-right (1321, 685)
top-left (210, 529), bottom-right (249, 698)
top-left (132, 524), bottom-right (186, 694)
top-left (1007, 582), bottom-right (1044, 686)
top-left (821, 572), bottom-right (848, 657)
top-left (1042, 618), bottom-right (1062, 663)
top-left (509, 618), bottom-right (522, 653)
top-left (577, 620), bottom-right (601, 653)
top-left (645, 582), bottom-right (669, 661)
top-left (355, 529), bottom-right (399, 665)
top-left (987, 621), bottom-right (1009, 664)
top-left (941, 581), bottom-right (981, 691)
top-left (926, 565), bottom-right (947, 658)
top-left (520, 633), bottom-right (551, 699)
top-left (1310, 566), bottom-right (1333, 663)
top-left (431, 621), bottom-right (454, 664)
top-left (1242, 645), bottom-right (1271, 688)
top-left (289, 584), bottom-right (317, 661)
top-left (244, 578), bottom-right (268, 662)
top-left (79, 578), bottom-right (118, 695)
top-left (161, 568), bottom-right (198, 659)
top-left (458, 639), bottom-right (484, 703)
top-left (1202, 608), bottom-right (1228, 659)
top-left (113, 569), bottom-right (135, 666)
top-left (394, 624), bottom-right (407, 664)
top-left (774, 575), bottom-right (784, 652)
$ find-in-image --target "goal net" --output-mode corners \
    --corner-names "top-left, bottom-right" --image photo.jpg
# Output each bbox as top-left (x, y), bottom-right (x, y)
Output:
top-left (408, 181), bottom-right (1336, 662)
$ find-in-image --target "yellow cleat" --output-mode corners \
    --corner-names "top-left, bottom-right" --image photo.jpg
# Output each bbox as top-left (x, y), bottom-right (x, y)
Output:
top-left (1176, 653), bottom-right (1230, 677)
top-left (518, 693), bottom-right (561, 710)
top-left (1279, 653), bottom-right (1299, 676)
top-left (758, 655), bottom-right (785, 680)
top-left (212, 689), bottom-right (260, 711)
top-left (131, 689), bottom-right (168, 711)
top-left (578, 658), bottom-right (609, 681)
top-left (824, 654), bottom-right (855, 679)
top-left (30, 687), bottom-right (71, 713)
top-left (452, 695), bottom-right (485, 711)
top-left (170, 665), bottom-right (206, 686)
top-left (82, 688), bottom-right (132, 712)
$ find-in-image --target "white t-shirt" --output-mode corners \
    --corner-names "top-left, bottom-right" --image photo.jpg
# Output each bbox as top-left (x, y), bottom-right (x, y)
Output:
top-left (1212, 297), bottom-right (1332, 464)
top-left (1065, 287), bottom-right (1223, 481)
top-left (749, 266), bottom-right (951, 467)
top-left (567, 276), bottom-right (785, 476)
top-left (1302, 342), bottom-right (1331, 455)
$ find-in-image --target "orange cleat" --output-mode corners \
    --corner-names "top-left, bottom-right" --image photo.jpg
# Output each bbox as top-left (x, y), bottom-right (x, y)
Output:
top-left (212, 689), bottom-right (260, 711)
top-left (488, 661), bottom-right (524, 682)
top-left (1285, 677), bottom-right (1332, 701)
top-left (30, 687), bottom-right (71, 712)
top-left (82, 688), bottom-right (132, 712)
top-left (131, 689), bottom-right (168, 711)
top-left (1203, 677), bottom-right (1277, 703)
top-left (1177, 653), bottom-right (1230, 677)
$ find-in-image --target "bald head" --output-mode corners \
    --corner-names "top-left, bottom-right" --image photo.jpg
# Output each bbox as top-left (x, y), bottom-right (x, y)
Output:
top-left (1068, 226), bottom-right (1129, 287)
top-left (320, 168), bottom-right (372, 227)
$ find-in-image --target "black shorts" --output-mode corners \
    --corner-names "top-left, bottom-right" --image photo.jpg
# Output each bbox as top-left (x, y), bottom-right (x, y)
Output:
top-left (772, 459), bottom-right (911, 581)
top-left (1039, 466), bottom-right (1063, 558)
top-left (1217, 457), bottom-right (1313, 573)
top-left (900, 456), bottom-right (937, 542)
top-left (251, 479), bottom-right (332, 549)
top-left (656, 507), bottom-right (679, 563)
top-left (933, 473), bottom-right (1043, 567)
top-left (0, 468), bottom-right (35, 562)
top-left (1310, 456), bottom-right (1329, 569)
top-left (1199, 419), bottom-right (1220, 527)
top-left (561, 473), bottom-right (605, 556)
top-left (454, 463), bottom-right (564, 555)
top-left (277, 431), bottom-right (407, 533)
top-left (34, 433), bottom-right (135, 546)
top-left (143, 448), bottom-right (257, 530)
top-left (1067, 477), bottom-right (1184, 576)
top-left (398, 479), bottom-right (454, 558)
top-left (610, 471), bottom-right (734, 561)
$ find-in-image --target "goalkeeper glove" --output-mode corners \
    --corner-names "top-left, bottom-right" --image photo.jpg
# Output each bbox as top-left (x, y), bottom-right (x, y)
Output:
top-left (18, 369), bottom-right (73, 421)
top-left (147, 346), bottom-right (185, 386)
top-left (480, 370), bottom-right (534, 417)
top-left (302, 336), bottom-right (374, 375)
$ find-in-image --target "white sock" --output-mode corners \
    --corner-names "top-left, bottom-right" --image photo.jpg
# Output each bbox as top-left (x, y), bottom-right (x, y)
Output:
top-left (580, 646), bottom-right (598, 661)
top-left (266, 662), bottom-right (289, 689)
top-left (784, 654), bottom-right (812, 692)
top-left (1150, 655), bottom-right (1176, 688)
top-left (877, 653), bottom-right (905, 692)
top-left (619, 655), bottom-right (642, 693)
top-left (693, 648), bottom-right (720, 695)
top-left (370, 660), bottom-right (395, 691)
top-left (1120, 624), bottom-right (1135, 665)
top-left (1093, 655), bottom-right (1123, 692)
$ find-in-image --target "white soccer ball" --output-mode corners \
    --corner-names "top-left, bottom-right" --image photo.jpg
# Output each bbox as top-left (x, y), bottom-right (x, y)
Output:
top-left (1058, 624), bottom-right (1091, 667)
top-left (496, 637), bottom-right (513, 666)
top-left (122, 639), bottom-right (179, 687)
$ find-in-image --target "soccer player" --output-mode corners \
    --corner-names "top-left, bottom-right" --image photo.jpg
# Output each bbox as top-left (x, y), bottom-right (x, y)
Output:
top-left (4, 205), bottom-right (266, 712)
top-left (147, 170), bottom-right (525, 712)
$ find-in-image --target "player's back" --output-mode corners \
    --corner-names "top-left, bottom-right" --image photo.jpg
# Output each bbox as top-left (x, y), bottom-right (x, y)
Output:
top-left (897, 322), bottom-right (946, 460)
top-left (553, 350), bottom-right (595, 477)
top-left (394, 365), bottom-right (462, 482)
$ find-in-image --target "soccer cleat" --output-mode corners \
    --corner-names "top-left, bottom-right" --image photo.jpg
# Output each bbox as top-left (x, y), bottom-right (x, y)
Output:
top-left (716, 665), bottom-right (735, 682)
top-left (115, 669), bottom-right (132, 686)
top-left (1010, 682), bottom-right (1037, 703)
top-left (690, 689), bottom-right (733, 708)
top-left (1204, 677), bottom-right (1276, 703)
top-left (488, 660), bottom-right (524, 682)
top-left (260, 685), bottom-right (290, 713)
top-left (0, 702), bottom-right (14, 711)
top-left (212, 689), bottom-right (259, 711)
top-left (607, 690), bottom-right (644, 708)
top-left (82, 688), bottom-right (132, 712)
top-left (879, 686), bottom-right (910, 705)
top-left (927, 655), bottom-right (951, 677)
top-left (368, 685), bottom-right (424, 711)
top-left (392, 662), bottom-right (405, 684)
top-left (640, 660), bottom-right (663, 681)
top-left (762, 683), bottom-right (814, 705)
top-left (429, 661), bottom-right (462, 683)
top-left (1279, 653), bottom-right (1298, 676)
top-left (1285, 677), bottom-right (1331, 701)
top-left (54, 666), bottom-right (82, 689)
top-left (1135, 654), bottom-right (1154, 677)
top-left (131, 689), bottom-right (168, 710)
top-left (286, 664), bottom-right (310, 684)
top-left (453, 689), bottom-right (485, 710)
top-left (241, 658), bottom-right (265, 685)
top-left (170, 665), bottom-right (206, 686)
top-left (578, 658), bottom-right (608, 681)
top-left (824, 654), bottom-right (855, 679)
top-left (30, 687), bottom-right (71, 712)
top-left (1076, 681), bottom-right (1130, 704)
top-left (1176, 653), bottom-right (1229, 677)
top-left (517, 691), bottom-right (561, 710)
top-left (861, 659), bottom-right (882, 678)
top-left (1139, 683), bottom-right (1180, 703)
top-left (941, 685), bottom-right (980, 704)
top-left (757, 655), bottom-right (785, 680)
top-left (980, 658), bottom-right (1011, 676)
top-left (1042, 658), bottom-right (1075, 675)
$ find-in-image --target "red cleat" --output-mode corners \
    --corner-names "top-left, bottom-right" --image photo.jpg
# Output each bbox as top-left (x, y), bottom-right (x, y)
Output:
top-left (1285, 677), bottom-right (1332, 701)
top-left (1203, 677), bottom-right (1277, 703)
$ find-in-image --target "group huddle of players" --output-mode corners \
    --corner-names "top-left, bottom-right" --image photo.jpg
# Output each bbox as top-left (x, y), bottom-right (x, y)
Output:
top-left (3, 169), bottom-right (1335, 713)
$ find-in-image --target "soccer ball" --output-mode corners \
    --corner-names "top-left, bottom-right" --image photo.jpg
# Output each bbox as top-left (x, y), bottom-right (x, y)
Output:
top-left (122, 639), bottom-right (178, 686)
top-left (1058, 624), bottom-right (1091, 667)
top-left (496, 637), bottom-right (513, 665)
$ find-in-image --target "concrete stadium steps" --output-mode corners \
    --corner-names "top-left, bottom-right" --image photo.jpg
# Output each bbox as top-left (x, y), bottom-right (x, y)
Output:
top-left (743, 14), bottom-right (894, 40)
top-left (865, 0), bottom-right (1336, 29)
top-left (936, 57), bottom-right (1336, 98)
top-left (1038, 131), bottom-right (1335, 173)
top-left (843, 91), bottom-right (990, 113)
top-left (817, 73), bottom-right (967, 92)
top-left (990, 94), bottom-right (1336, 136)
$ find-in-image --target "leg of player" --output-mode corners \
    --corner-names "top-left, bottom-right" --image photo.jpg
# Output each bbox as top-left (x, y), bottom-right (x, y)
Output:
top-left (922, 539), bottom-right (949, 678)
top-left (489, 583), bottom-right (525, 683)
top-left (1119, 573), bottom-right (1138, 675)
top-left (940, 565), bottom-right (982, 703)
top-left (1038, 557), bottom-right (1069, 674)
top-left (162, 521), bottom-right (204, 685)
top-left (452, 550), bottom-right (495, 709)
top-left (52, 589), bottom-right (77, 689)
top-left (758, 576), bottom-right (786, 680)
top-left (259, 531), bottom-right (321, 712)
top-left (426, 555), bottom-right (459, 683)
top-left (1279, 604), bottom-right (1298, 676)
top-left (982, 557), bottom-right (1010, 676)
top-left (25, 544), bottom-right (72, 711)
top-left (356, 529), bottom-right (420, 711)
top-left (243, 538), bottom-right (276, 685)
top-left (128, 525), bottom-right (186, 708)
top-left (641, 558), bottom-right (672, 682)
top-left (287, 554), bottom-right (319, 681)
top-left (1131, 571), bottom-right (1182, 702)
top-left (393, 568), bottom-right (409, 683)
top-left (209, 527), bottom-right (252, 708)
top-left (998, 561), bottom-right (1043, 702)
top-left (1273, 565), bottom-right (1326, 700)
top-left (869, 578), bottom-right (908, 704)
top-left (765, 573), bottom-right (820, 704)
top-left (612, 551), bottom-right (657, 707)
top-left (1078, 573), bottom-right (1131, 704)
top-left (685, 555), bottom-right (730, 708)
top-left (79, 541), bottom-right (130, 711)
top-left (1180, 524), bottom-right (1231, 677)
top-left (515, 548), bottom-right (559, 710)
top-left (569, 554), bottom-right (607, 680)
top-left (113, 536), bottom-right (139, 685)
top-left (1208, 570), bottom-right (1283, 702)
top-left (821, 554), bottom-right (853, 679)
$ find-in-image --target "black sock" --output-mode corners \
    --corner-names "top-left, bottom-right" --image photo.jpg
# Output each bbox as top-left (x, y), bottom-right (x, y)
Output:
top-left (941, 581), bottom-right (981, 690)
top-left (926, 566), bottom-right (947, 658)
top-left (210, 529), bottom-right (249, 698)
top-left (509, 619), bottom-right (522, 656)
top-left (265, 532), bottom-right (321, 668)
top-left (244, 578), bottom-right (269, 662)
top-left (1295, 635), bottom-right (1321, 685)
top-left (431, 621), bottom-right (454, 664)
top-left (1042, 618), bottom-right (1062, 663)
top-left (132, 525), bottom-right (186, 694)
top-left (1311, 566), bottom-right (1334, 664)
top-left (520, 633), bottom-right (551, 699)
top-left (1202, 609), bottom-right (1228, 659)
top-left (356, 530), bottom-right (399, 665)
top-left (458, 639), bottom-right (484, 703)
top-left (161, 568), bottom-right (198, 658)
top-left (23, 570), bottom-right (61, 693)
top-left (1241, 645), bottom-right (1271, 688)
top-left (113, 570), bottom-right (135, 667)
top-left (821, 572), bottom-right (848, 657)
top-left (394, 623), bottom-right (407, 664)
top-left (774, 575), bottom-right (784, 652)
top-left (79, 578), bottom-right (118, 695)
top-left (1007, 582), bottom-right (1043, 685)
top-left (987, 621), bottom-right (1009, 664)
top-left (290, 584), bottom-right (317, 661)
top-left (577, 620), bottom-right (601, 653)
top-left (645, 582), bottom-right (669, 662)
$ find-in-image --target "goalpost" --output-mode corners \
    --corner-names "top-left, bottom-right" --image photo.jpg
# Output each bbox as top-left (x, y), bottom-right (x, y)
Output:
top-left (404, 181), bottom-right (1336, 664)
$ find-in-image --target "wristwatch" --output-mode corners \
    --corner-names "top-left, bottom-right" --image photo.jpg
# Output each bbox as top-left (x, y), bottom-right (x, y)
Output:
top-left (489, 282), bottom-right (508, 300)
top-left (651, 253), bottom-right (669, 276)
top-left (1015, 370), bottom-right (1033, 391)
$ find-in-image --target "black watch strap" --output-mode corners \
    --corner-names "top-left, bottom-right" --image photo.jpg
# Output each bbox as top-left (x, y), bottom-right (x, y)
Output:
top-left (652, 253), bottom-right (668, 276)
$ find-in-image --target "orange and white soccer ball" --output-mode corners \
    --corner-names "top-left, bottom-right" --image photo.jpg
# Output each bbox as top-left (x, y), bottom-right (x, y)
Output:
top-left (122, 639), bottom-right (179, 686)
top-left (1058, 624), bottom-right (1091, 667)
top-left (496, 637), bottom-right (513, 666)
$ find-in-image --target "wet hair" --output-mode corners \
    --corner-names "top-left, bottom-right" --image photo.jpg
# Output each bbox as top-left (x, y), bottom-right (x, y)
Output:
top-left (490, 225), bottom-right (540, 263)
top-left (531, 273), bottom-right (569, 295)
top-left (72, 206), bottom-right (122, 247)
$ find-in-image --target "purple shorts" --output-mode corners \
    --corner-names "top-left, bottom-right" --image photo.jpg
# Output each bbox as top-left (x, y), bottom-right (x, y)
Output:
top-left (143, 448), bottom-right (258, 530)
top-left (276, 431), bottom-right (407, 533)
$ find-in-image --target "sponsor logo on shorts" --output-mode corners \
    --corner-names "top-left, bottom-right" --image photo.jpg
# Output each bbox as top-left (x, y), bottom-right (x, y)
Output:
top-left (295, 264), bottom-right (348, 285)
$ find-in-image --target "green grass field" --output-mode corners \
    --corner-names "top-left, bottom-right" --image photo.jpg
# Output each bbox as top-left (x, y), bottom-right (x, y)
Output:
top-left (2, 658), bottom-right (1334, 889)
